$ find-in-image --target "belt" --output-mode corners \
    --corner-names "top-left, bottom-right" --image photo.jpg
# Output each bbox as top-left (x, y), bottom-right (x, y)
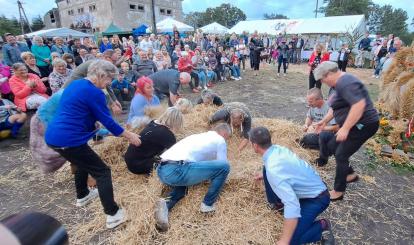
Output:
top-left (159, 160), bottom-right (185, 166)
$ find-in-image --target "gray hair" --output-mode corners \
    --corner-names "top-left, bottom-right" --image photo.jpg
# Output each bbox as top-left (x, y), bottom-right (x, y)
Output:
top-left (51, 52), bottom-right (61, 58)
top-left (33, 36), bottom-right (43, 43)
top-left (307, 88), bottom-right (323, 100)
top-left (158, 107), bottom-right (184, 131)
top-left (87, 60), bottom-right (118, 80)
top-left (213, 123), bottom-right (232, 136)
top-left (174, 98), bottom-right (193, 114)
top-left (52, 58), bottom-right (67, 68)
top-left (53, 36), bottom-right (62, 41)
top-left (313, 61), bottom-right (339, 81)
top-left (20, 51), bottom-right (34, 61)
top-left (12, 62), bottom-right (26, 71)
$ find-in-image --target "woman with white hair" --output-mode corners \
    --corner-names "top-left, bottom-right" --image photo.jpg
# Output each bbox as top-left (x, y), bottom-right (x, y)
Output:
top-left (51, 37), bottom-right (70, 55)
top-left (48, 58), bottom-right (72, 94)
top-left (45, 60), bottom-right (141, 229)
top-left (31, 36), bottom-right (51, 78)
top-left (125, 107), bottom-right (183, 175)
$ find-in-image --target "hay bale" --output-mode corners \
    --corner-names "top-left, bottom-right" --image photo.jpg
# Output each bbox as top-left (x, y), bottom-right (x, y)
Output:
top-left (65, 105), bottom-right (321, 244)
top-left (400, 78), bottom-right (414, 119)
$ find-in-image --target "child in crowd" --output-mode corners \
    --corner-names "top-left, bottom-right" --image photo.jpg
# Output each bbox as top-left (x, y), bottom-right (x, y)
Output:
top-left (229, 49), bottom-right (242, 80)
top-left (0, 94), bottom-right (27, 139)
top-left (111, 70), bottom-right (135, 109)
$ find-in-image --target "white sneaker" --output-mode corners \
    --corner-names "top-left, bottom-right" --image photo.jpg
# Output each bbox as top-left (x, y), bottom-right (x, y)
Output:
top-left (200, 202), bottom-right (215, 213)
top-left (283, 73), bottom-right (286, 77)
top-left (375, 75), bottom-right (380, 79)
top-left (371, 75), bottom-right (376, 78)
top-left (230, 76), bottom-right (236, 80)
top-left (106, 208), bottom-right (127, 229)
top-left (277, 73), bottom-right (280, 77)
top-left (203, 86), bottom-right (208, 90)
top-left (76, 188), bottom-right (99, 207)
top-left (239, 77), bottom-right (242, 80)
top-left (155, 199), bottom-right (169, 231)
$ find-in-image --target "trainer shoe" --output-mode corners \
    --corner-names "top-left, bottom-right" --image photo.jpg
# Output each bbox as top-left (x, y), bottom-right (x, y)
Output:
top-left (155, 199), bottom-right (169, 232)
top-left (200, 202), bottom-right (215, 213)
top-left (321, 219), bottom-right (335, 245)
top-left (277, 73), bottom-right (280, 77)
top-left (315, 157), bottom-right (328, 167)
top-left (106, 208), bottom-right (126, 229)
top-left (76, 188), bottom-right (99, 207)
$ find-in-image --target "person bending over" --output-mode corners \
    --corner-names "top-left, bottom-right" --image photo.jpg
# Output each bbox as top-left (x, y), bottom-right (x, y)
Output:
top-left (196, 89), bottom-right (223, 106)
top-left (209, 102), bottom-right (251, 151)
top-left (154, 123), bottom-right (232, 231)
top-left (250, 127), bottom-right (335, 245)
top-left (150, 69), bottom-right (191, 106)
top-left (125, 107), bottom-right (183, 175)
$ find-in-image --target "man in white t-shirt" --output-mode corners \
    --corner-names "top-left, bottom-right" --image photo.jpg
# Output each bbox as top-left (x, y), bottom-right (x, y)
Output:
top-left (139, 35), bottom-right (153, 52)
top-left (300, 88), bottom-right (338, 150)
top-left (154, 123), bottom-right (232, 231)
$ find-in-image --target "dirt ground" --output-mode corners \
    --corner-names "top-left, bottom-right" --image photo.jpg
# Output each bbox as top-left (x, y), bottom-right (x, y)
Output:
top-left (1, 63), bottom-right (413, 244)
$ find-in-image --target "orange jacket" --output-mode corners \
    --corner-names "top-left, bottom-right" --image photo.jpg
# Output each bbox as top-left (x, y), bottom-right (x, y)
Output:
top-left (9, 73), bottom-right (49, 111)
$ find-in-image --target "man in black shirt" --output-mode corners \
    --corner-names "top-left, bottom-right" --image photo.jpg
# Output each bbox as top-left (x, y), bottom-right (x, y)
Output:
top-left (150, 69), bottom-right (191, 106)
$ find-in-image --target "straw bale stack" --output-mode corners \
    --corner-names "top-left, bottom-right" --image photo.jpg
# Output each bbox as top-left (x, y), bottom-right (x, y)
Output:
top-left (66, 105), bottom-right (319, 244)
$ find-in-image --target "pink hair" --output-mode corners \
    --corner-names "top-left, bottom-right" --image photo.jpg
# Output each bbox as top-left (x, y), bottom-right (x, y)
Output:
top-left (135, 76), bottom-right (153, 96)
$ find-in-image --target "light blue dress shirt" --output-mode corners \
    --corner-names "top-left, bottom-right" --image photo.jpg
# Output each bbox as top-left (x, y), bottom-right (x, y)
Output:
top-left (263, 145), bottom-right (327, 219)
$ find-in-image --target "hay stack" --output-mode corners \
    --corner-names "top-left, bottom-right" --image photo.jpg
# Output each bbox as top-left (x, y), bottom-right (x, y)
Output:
top-left (64, 105), bottom-right (319, 244)
top-left (380, 43), bottom-right (414, 119)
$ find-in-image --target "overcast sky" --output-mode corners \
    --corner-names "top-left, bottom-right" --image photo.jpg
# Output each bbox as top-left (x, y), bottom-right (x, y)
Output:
top-left (0, 0), bottom-right (413, 29)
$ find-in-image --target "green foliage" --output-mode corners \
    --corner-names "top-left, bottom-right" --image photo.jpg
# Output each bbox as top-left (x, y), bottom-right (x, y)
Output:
top-left (263, 13), bottom-right (289, 20)
top-left (320, 0), bottom-right (373, 18)
top-left (31, 15), bottom-right (45, 32)
top-left (184, 4), bottom-right (246, 29)
top-left (0, 15), bottom-right (32, 36)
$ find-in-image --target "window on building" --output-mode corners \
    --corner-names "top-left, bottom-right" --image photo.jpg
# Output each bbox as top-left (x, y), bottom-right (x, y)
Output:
top-left (68, 9), bottom-right (74, 15)
top-left (89, 5), bottom-right (96, 12)
top-left (129, 4), bottom-right (137, 11)
top-left (160, 9), bottom-right (165, 14)
top-left (78, 8), bottom-right (84, 14)
top-left (138, 5), bottom-right (144, 11)
top-left (50, 12), bottom-right (55, 23)
top-left (167, 9), bottom-right (172, 15)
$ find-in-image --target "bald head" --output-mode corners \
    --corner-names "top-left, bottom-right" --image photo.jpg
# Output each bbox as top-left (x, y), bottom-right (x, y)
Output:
top-left (179, 72), bottom-right (191, 84)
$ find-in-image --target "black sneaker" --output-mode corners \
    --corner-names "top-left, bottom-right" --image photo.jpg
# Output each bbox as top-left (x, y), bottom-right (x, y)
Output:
top-left (315, 157), bottom-right (328, 167)
top-left (321, 219), bottom-right (335, 245)
top-left (267, 203), bottom-right (284, 214)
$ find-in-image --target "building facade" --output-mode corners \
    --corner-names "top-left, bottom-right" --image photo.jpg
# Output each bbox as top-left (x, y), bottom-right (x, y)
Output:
top-left (44, 8), bottom-right (61, 29)
top-left (56, 0), bottom-right (183, 33)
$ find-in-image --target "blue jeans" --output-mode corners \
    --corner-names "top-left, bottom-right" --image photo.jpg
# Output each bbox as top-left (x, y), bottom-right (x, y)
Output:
top-left (374, 57), bottom-right (386, 76)
top-left (263, 167), bottom-right (282, 204)
top-left (230, 65), bottom-right (241, 77)
top-left (206, 70), bottom-right (216, 82)
top-left (197, 70), bottom-right (207, 88)
top-left (157, 160), bottom-right (230, 210)
top-left (290, 192), bottom-right (330, 245)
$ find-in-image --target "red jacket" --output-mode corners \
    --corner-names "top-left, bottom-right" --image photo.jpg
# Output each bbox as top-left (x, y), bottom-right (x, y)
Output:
top-left (9, 73), bottom-right (49, 111)
top-left (308, 52), bottom-right (330, 72)
top-left (178, 57), bottom-right (193, 73)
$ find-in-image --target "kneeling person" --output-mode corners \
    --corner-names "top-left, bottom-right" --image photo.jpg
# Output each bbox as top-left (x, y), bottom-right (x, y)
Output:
top-left (0, 95), bottom-right (27, 138)
top-left (155, 123), bottom-right (232, 231)
top-left (250, 127), bottom-right (335, 245)
top-left (300, 88), bottom-right (338, 150)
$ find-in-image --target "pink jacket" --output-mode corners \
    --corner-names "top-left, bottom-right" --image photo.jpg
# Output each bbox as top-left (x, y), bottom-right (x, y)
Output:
top-left (0, 64), bottom-right (11, 94)
top-left (9, 73), bottom-right (49, 111)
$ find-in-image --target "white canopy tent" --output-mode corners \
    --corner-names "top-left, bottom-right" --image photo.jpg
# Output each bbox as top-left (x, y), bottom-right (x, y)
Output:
top-left (228, 15), bottom-right (365, 35)
top-left (25, 28), bottom-right (94, 38)
top-left (200, 22), bottom-right (229, 35)
top-left (156, 18), bottom-right (194, 33)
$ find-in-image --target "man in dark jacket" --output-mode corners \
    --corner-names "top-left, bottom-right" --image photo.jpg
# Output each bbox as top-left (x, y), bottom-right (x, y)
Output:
top-left (337, 43), bottom-right (350, 72)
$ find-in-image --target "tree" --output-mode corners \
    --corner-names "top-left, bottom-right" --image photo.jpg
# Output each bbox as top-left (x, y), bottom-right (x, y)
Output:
top-left (263, 13), bottom-right (289, 19)
top-left (204, 4), bottom-right (246, 28)
top-left (0, 15), bottom-right (22, 35)
top-left (184, 11), bottom-right (207, 29)
top-left (320, 0), bottom-right (373, 18)
top-left (31, 15), bottom-right (45, 32)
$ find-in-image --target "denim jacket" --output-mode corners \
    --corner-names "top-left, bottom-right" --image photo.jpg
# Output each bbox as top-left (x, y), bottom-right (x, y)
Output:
top-left (2, 43), bottom-right (30, 66)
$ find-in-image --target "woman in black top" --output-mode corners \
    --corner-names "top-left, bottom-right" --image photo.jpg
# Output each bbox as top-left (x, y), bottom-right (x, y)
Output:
top-left (124, 107), bottom-right (183, 175)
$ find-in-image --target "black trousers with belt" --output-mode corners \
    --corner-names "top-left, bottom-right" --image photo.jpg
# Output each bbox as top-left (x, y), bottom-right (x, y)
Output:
top-left (319, 121), bottom-right (379, 192)
top-left (51, 144), bottom-right (119, 215)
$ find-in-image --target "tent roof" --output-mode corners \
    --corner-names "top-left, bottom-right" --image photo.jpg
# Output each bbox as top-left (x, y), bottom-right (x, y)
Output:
top-left (228, 15), bottom-right (365, 35)
top-left (156, 18), bottom-right (194, 33)
top-left (200, 22), bottom-right (229, 34)
top-left (103, 22), bottom-right (131, 35)
top-left (25, 27), bottom-right (94, 38)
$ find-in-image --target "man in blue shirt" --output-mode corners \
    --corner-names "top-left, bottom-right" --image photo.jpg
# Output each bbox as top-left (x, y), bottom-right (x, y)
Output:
top-left (250, 127), bottom-right (334, 245)
top-left (2, 33), bottom-right (30, 66)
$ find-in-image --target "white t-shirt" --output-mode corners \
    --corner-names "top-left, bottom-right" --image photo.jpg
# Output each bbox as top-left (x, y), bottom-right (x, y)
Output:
top-left (161, 131), bottom-right (228, 162)
top-left (307, 101), bottom-right (336, 125)
top-left (139, 40), bottom-right (153, 52)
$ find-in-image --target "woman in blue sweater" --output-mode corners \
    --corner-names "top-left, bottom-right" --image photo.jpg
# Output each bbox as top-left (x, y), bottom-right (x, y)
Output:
top-left (45, 60), bottom-right (141, 229)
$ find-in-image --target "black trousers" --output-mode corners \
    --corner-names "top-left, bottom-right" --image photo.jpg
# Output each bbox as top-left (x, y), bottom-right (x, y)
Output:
top-left (338, 60), bottom-right (347, 72)
top-left (51, 144), bottom-right (119, 215)
top-left (189, 71), bottom-right (199, 89)
top-left (299, 133), bottom-right (320, 150)
top-left (309, 71), bottom-right (321, 89)
top-left (126, 157), bottom-right (155, 175)
top-left (249, 52), bottom-right (254, 69)
top-left (278, 57), bottom-right (288, 73)
top-left (214, 66), bottom-right (222, 81)
top-left (253, 51), bottom-right (260, 70)
top-left (319, 122), bottom-right (379, 192)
